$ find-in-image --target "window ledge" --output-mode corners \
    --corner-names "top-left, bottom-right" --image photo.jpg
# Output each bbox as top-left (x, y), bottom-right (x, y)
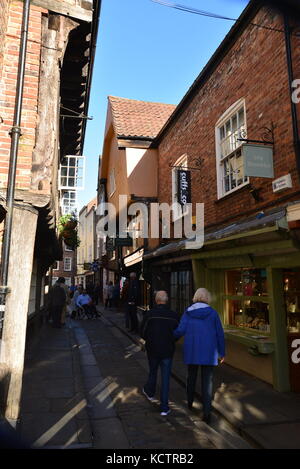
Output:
top-left (224, 328), bottom-right (274, 354)
top-left (215, 182), bottom-right (251, 204)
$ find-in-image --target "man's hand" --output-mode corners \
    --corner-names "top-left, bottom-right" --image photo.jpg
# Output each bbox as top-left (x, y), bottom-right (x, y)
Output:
top-left (219, 357), bottom-right (225, 364)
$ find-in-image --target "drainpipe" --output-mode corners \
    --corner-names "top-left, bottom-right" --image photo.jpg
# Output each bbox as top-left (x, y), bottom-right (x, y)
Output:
top-left (284, 14), bottom-right (300, 183)
top-left (0, 0), bottom-right (31, 334)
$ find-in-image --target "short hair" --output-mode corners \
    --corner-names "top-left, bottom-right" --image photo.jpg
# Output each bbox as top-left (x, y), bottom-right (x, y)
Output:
top-left (130, 272), bottom-right (136, 279)
top-left (155, 290), bottom-right (168, 304)
top-left (193, 288), bottom-right (211, 304)
top-left (58, 277), bottom-right (65, 283)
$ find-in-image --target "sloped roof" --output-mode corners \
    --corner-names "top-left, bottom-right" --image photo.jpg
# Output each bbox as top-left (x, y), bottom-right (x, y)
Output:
top-left (108, 96), bottom-right (176, 139)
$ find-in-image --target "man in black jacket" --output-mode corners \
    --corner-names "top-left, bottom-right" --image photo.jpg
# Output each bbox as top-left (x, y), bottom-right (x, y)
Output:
top-left (141, 291), bottom-right (179, 416)
top-left (127, 272), bottom-right (140, 333)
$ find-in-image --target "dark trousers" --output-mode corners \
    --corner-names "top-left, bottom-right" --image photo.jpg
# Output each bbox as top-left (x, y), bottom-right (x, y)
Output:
top-left (187, 365), bottom-right (214, 418)
top-left (52, 305), bottom-right (63, 327)
top-left (127, 303), bottom-right (138, 331)
top-left (144, 355), bottom-right (173, 412)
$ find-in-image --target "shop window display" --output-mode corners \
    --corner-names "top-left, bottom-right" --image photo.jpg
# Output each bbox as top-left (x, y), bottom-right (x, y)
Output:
top-left (225, 269), bottom-right (270, 332)
top-left (283, 269), bottom-right (300, 334)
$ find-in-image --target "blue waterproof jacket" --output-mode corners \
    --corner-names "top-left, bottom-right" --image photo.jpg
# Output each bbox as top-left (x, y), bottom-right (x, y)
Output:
top-left (174, 303), bottom-right (225, 366)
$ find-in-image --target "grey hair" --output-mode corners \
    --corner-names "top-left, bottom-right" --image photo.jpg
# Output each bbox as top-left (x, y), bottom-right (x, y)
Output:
top-left (155, 290), bottom-right (168, 304)
top-left (193, 288), bottom-right (212, 305)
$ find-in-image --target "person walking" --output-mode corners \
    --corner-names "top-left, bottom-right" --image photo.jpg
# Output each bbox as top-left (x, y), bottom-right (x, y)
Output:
top-left (107, 281), bottom-right (114, 308)
top-left (174, 288), bottom-right (225, 424)
top-left (59, 277), bottom-right (70, 325)
top-left (127, 272), bottom-right (140, 333)
top-left (48, 278), bottom-right (67, 328)
top-left (121, 278), bottom-right (130, 328)
top-left (141, 291), bottom-right (179, 416)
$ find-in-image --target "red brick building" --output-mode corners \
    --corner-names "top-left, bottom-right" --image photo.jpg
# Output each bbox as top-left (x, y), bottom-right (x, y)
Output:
top-left (139, 0), bottom-right (300, 393)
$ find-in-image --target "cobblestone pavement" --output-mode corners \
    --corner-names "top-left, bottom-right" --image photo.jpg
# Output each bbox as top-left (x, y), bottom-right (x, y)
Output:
top-left (19, 313), bottom-right (250, 449)
top-left (76, 315), bottom-right (244, 450)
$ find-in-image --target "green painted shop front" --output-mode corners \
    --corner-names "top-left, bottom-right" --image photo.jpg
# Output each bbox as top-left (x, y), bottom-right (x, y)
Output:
top-left (191, 231), bottom-right (300, 393)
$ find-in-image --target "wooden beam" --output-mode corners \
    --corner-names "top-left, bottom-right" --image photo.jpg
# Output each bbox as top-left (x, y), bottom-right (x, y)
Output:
top-left (26, 0), bottom-right (93, 22)
top-left (0, 205), bottom-right (38, 422)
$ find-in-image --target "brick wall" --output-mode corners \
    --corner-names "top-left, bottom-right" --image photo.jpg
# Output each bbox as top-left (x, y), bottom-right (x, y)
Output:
top-left (0, 0), bottom-right (10, 76)
top-left (158, 6), bottom-right (300, 230)
top-left (0, 1), bottom-right (44, 191)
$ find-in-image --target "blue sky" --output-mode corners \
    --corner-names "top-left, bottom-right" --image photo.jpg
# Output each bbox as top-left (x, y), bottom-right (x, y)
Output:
top-left (79, 0), bottom-right (250, 209)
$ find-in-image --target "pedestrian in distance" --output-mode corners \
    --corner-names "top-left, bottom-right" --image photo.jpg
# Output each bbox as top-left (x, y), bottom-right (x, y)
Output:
top-left (71, 284), bottom-right (83, 319)
top-left (173, 288), bottom-right (225, 425)
top-left (48, 278), bottom-right (67, 328)
top-left (103, 281), bottom-right (109, 308)
top-left (121, 278), bottom-right (130, 328)
top-left (59, 277), bottom-right (71, 325)
top-left (127, 272), bottom-right (140, 333)
top-left (141, 290), bottom-right (180, 416)
top-left (107, 281), bottom-right (114, 308)
top-left (112, 281), bottom-right (120, 309)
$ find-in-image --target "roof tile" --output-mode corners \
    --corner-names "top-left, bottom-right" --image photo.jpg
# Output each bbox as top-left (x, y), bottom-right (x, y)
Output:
top-left (108, 96), bottom-right (176, 139)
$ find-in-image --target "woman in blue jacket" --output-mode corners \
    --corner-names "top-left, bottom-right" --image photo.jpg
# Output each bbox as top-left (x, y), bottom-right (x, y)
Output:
top-left (174, 288), bottom-right (225, 424)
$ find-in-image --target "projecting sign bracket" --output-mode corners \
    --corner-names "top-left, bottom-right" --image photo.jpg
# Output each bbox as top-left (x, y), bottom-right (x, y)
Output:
top-left (169, 156), bottom-right (204, 171)
top-left (237, 125), bottom-right (275, 146)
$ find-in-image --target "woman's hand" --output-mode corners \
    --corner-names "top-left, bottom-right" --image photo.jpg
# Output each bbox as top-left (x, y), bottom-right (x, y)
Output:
top-left (219, 357), bottom-right (225, 364)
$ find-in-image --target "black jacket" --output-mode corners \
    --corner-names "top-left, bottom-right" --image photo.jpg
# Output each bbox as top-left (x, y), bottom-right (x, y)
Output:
top-left (48, 283), bottom-right (66, 308)
top-left (141, 304), bottom-right (180, 359)
top-left (127, 279), bottom-right (140, 305)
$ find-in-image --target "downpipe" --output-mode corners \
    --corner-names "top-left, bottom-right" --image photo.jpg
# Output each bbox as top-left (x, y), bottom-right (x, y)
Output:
top-left (0, 0), bottom-right (31, 338)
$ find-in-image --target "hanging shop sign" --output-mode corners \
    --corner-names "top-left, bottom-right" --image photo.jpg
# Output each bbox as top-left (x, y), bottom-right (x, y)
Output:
top-left (115, 236), bottom-right (133, 247)
top-left (177, 169), bottom-right (191, 206)
top-left (105, 237), bottom-right (115, 252)
top-left (243, 144), bottom-right (274, 178)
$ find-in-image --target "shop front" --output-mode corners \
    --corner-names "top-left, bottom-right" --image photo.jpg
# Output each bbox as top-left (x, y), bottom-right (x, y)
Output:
top-left (192, 231), bottom-right (300, 393)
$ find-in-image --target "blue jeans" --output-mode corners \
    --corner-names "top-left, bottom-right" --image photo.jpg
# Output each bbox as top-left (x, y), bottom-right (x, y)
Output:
top-left (144, 356), bottom-right (173, 412)
top-left (187, 365), bottom-right (214, 418)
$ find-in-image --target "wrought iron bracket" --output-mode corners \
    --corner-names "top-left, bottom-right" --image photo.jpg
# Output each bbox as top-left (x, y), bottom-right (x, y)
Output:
top-left (169, 156), bottom-right (203, 171)
top-left (237, 125), bottom-right (275, 146)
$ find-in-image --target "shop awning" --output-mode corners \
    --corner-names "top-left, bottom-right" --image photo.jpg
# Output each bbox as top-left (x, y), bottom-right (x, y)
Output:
top-left (143, 206), bottom-right (288, 261)
top-left (124, 248), bottom-right (144, 267)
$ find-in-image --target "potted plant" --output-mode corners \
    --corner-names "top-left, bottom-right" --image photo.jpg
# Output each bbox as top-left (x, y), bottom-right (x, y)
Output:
top-left (58, 213), bottom-right (80, 250)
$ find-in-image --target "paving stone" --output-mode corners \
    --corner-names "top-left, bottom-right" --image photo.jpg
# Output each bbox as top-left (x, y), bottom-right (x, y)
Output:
top-left (20, 412), bottom-right (79, 447)
top-left (91, 418), bottom-right (129, 449)
top-left (244, 422), bottom-right (300, 449)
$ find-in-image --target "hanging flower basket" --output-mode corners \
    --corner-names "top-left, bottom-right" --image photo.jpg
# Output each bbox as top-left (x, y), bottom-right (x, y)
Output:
top-left (58, 213), bottom-right (80, 250)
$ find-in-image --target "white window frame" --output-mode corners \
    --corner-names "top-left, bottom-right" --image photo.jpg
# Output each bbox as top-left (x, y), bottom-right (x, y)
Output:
top-left (172, 154), bottom-right (189, 221)
top-left (109, 168), bottom-right (116, 197)
top-left (53, 261), bottom-right (59, 271)
top-left (215, 99), bottom-right (249, 199)
top-left (64, 257), bottom-right (72, 272)
top-left (59, 155), bottom-right (85, 191)
top-left (64, 242), bottom-right (73, 252)
top-left (61, 190), bottom-right (78, 215)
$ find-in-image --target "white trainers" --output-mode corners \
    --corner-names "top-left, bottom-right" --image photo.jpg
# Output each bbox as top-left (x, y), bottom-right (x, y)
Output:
top-left (142, 388), bottom-right (154, 402)
top-left (160, 410), bottom-right (171, 416)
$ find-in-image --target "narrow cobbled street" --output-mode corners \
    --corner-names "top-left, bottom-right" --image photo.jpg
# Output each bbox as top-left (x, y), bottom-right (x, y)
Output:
top-left (20, 309), bottom-right (251, 450)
